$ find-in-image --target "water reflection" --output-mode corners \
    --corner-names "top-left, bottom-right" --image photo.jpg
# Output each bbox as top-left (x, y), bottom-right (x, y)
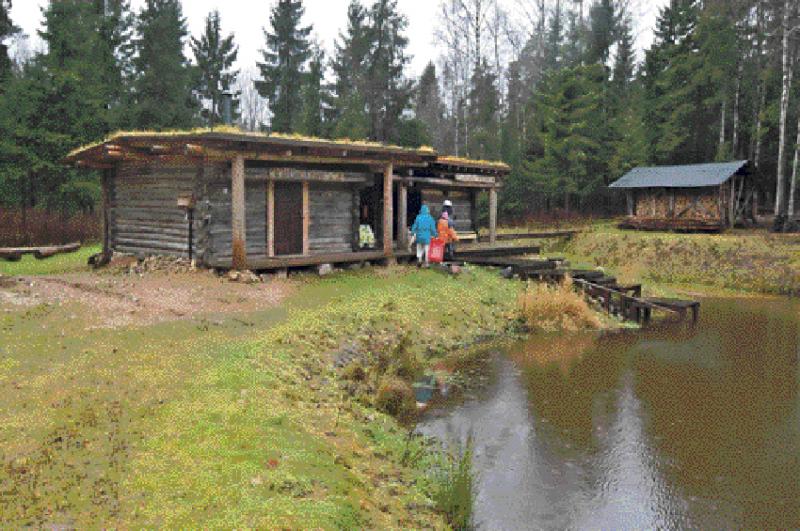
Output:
top-left (418, 298), bottom-right (800, 529)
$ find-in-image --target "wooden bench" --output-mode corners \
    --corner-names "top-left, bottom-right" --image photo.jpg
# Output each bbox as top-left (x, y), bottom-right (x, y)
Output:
top-left (457, 231), bottom-right (478, 243)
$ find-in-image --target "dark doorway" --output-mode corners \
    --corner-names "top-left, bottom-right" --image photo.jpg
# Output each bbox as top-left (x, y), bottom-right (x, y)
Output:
top-left (274, 181), bottom-right (303, 256)
top-left (407, 188), bottom-right (422, 229)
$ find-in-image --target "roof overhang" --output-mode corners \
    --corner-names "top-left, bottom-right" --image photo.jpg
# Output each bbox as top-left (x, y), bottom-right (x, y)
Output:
top-left (64, 131), bottom-right (438, 169)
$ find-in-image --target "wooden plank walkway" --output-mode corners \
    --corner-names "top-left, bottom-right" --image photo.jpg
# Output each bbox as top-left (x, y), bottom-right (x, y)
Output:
top-left (455, 245), bottom-right (541, 258)
top-left (457, 248), bottom-right (699, 325)
top-left (490, 230), bottom-right (578, 241)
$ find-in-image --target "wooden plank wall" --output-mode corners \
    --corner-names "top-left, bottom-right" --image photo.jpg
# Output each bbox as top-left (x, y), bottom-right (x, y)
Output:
top-left (421, 189), bottom-right (474, 232)
top-left (309, 183), bottom-right (356, 254)
top-left (111, 165), bottom-right (200, 257)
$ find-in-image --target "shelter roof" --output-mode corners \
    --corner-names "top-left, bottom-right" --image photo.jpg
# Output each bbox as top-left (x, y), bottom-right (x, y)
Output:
top-left (609, 161), bottom-right (750, 189)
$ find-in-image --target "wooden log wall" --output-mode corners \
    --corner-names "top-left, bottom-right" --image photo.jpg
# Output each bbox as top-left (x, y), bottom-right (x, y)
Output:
top-left (309, 183), bottom-right (357, 255)
top-left (206, 174), bottom-right (268, 264)
top-left (111, 164), bottom-right (204, 258)
top-left (420, 189), bottom-right (474, 232)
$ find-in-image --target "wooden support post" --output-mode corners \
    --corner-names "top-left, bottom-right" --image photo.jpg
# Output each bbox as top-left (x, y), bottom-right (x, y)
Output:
top-left (267, 180), bottom-right (275, 257)
top-left (231, 154), bottom-right (247, 270)
top-left (101, 168), bottom-right (112, 260)
top-left (383, 163), bottom-right (394, 256)
top-left (470, 190), bottom-right (479, 234)
top-left (626, 191), bottom-right (634, 216)
top-left (752, 189), bottom-right (759, 221)
top-left (489, 188), bottom-right (498, 244)
top-left (398, 183), bottom-right (408, 247)
top-left (669, 190), bottom-right (676, 218)
top-left (729, 176), bottom-right (736, 227)
top-left (302, 181), bottom-right (310, 255)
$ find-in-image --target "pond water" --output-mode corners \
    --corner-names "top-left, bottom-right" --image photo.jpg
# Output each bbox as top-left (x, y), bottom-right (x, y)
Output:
top-left (417, 298), bottom-right (800, 529)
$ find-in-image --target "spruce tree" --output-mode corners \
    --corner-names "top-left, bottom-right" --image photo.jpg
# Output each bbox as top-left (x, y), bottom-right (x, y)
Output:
top-left (132, 0), bottom-right (197, 130)
top-left (467, 60), bottom-right (500, 159)
top-left (0, 0), bottom-right (18, 86)
top-left (544, 0), bottom-right (565, 72)
top-left (257, 0), bottom-right (311, 134)
top-left (587, 0), bottom-right (616, 65)
top-left (95, 0), bottom-right (135, 130)
top-left (299, 45), bottom-right (325, 137)
top-left (192, 9), bottom-right (239, 127)
top-left (415, 62), bottom-right (445, 149)
top-left (330, 0), bottom-right (371, 139)
top-left (611, 16), bottom-right (635, 100)
top-left (364, 0), bottom-right (413, 142)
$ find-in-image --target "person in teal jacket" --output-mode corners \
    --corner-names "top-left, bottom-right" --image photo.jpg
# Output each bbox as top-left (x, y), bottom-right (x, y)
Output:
top-left (411, 204), bottom-right (438, 267)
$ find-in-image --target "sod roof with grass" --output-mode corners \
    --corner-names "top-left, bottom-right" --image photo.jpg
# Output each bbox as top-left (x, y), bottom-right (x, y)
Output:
top-left (64, 128), bottom-right (509, 176)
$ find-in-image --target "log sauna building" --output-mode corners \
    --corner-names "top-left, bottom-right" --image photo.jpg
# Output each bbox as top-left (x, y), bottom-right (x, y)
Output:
top-left (64, 131), bottom-right (509, 270)
top-left (609, 160), bottom-right (755, 231)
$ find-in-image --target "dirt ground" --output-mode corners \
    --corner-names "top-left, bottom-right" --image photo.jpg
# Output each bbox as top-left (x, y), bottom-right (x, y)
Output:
top-left (0, 265), bottom-right (295, 329)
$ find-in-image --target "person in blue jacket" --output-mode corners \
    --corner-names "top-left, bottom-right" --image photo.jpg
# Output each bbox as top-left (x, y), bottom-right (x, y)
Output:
top-left (411, 204), bottom-right (438, 267)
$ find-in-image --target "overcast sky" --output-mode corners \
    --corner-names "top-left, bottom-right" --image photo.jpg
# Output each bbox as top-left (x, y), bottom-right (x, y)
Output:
top-left (11, 0), bottom-right (668, 77)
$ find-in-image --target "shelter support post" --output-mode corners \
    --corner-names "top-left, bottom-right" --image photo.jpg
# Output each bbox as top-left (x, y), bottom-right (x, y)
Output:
top-left (669, 190), bottom-right (676, 218)
top-left (398, 182), bottom-right (408, 247)
top-left (267, 180), bottom-right (275, 257)
top-left (626, 191), bottom-right (634, 216)
top-left (383, 163), bottom-right (394, 257)
top-left (101, 168), bottom-right (112, 260)
top-left (729, 176), bottom-right (736, 228)
top-left (231, 154), bottom-right (247, 270)
top-left (302, 181), bottom-right (310, 255)
top-left (753, 189), bottom-right (759, 221)
top-left (489, 188), bottom-right (498, 244)
top-left (470, 190), bottom-right (479, 232)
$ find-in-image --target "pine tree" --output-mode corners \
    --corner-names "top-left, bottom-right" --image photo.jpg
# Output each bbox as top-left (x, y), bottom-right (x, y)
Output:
top-left (256, 0), bottom-right (311, 134)
top-left (0, 0), bottom-right (18, 86)
top-left (132, 0), bottom-right (197, 130)
top-left (192, 9), bottom-right (239, 127)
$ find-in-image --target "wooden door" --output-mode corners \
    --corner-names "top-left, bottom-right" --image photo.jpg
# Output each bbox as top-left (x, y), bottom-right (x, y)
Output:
top-left (274, 182), bottom-right (303, 256)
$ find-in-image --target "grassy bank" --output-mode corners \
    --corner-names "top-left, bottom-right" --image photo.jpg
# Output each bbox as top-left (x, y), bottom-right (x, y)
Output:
top-left (0, 265), bottom-right (520, 527)
top-left (555, 223), bottom-right (800, 296)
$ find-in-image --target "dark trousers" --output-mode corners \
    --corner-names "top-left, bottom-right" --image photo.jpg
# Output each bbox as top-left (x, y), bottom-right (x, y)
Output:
top-left (445, 243), bottom-right (455, 261)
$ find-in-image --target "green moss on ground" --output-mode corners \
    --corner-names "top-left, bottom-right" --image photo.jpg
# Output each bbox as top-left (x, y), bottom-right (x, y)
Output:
top-left (0, 266), bottom-right (518, 528)
top-left (555, 223), bottom-right (800, 296)
top-left (0, 244), bottom-right (100, 276)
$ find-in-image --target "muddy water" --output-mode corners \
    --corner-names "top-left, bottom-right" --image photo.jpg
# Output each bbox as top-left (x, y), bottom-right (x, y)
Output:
top-left (417, 298), bottom-right (800, 529)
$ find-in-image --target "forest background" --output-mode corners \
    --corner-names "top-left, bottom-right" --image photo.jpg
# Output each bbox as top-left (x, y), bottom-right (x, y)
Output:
top-left (0, 0), bottom-right (798, 244)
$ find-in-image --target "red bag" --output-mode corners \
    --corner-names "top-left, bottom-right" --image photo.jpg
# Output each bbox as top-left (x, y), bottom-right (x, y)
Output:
top-left (429, 238), bottom-right (445, 263)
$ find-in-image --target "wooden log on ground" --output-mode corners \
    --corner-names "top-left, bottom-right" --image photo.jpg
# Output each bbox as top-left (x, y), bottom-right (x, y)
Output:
top-left (34, 242), bottom-right (81, 259)
top-left (0, 242), bottom-right (81, 261)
